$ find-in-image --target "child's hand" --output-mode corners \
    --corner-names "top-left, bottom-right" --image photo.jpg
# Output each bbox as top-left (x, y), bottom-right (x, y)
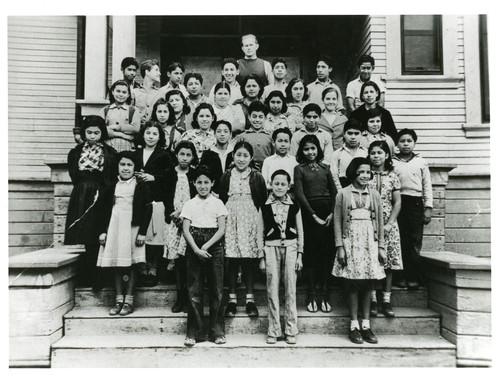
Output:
top-left (136, 234), bottom-right (146, 247)
top-left (137, 172), bottom-right (155, 182)
top-left (170, 210), bottom-right (181, 220)
top-left (383, 222), bottom-right (393, 233)
top-left (313, 214), bottom-right (326, 226)
top-left (336, 247), bottom-right (346, 268)
top-left (295, 253), bottom-right (303, 271)
top-left (324, 213), bottom-right (334, 227)
top-left (195, 248), bottom-right (211, 260)
top-left (378, 248), bottom-right (387, 266)
top-left (423, 207), bottom-right (432, 225)
top-left (259, 257), bottom-right (266, 273)
top-left (99, 233), bottom-right (107, 246)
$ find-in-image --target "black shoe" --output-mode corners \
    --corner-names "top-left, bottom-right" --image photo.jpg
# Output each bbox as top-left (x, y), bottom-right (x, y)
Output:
top-left (349, 328), bottom-right (363, 344)
top-left (393, 279), bottom-right (408, 289)
top-left (172, 293), bottom-right (186, 313)
top-left (361, 328), bottom-right (378, 344)
top-left (370, 301), bottom-right (378, 317)
top-left (407, 281), bottom-right (420, 291)
top-left (225, 302), bottom-right (237, 317)
top-left (382, 302), bottom-right (395, 317)
top-left (245, 301), bottom-right (259, 317)
top-left (144, 274), bottom-right (158, 287)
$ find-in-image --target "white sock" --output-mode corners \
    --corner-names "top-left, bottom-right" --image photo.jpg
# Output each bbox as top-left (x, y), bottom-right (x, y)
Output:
top-left (124, 295), bottom-right (134, 305)
top-left (382, 291), bottom-right (391, 303)
top-left (350, 320), bottom-right (359, 330)
top-left (246, 294), bottom-right (254, 304)
top-left (361, 319), bottom-right (370, 330)
top-left (115, 294), bottom-right (124, 304)
top-left (229, 293), bottom-right (237, 304)
top-left (371, 290), bottom-right (377, 302)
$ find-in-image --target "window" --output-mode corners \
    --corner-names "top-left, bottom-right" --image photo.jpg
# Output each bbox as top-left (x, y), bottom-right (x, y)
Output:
top-left (480, 15), bottom-right (489, 123)
top-left (401, 15), bottom-right (443, 75)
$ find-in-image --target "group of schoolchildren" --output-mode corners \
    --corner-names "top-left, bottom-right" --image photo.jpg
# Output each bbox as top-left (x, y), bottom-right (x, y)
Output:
top-left (65, 33), bottom-right (433, 347)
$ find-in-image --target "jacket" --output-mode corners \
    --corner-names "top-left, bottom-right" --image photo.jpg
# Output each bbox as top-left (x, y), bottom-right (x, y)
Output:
top-left (218, 168), bottom-right (267, 211)
top-left (163, 167), bottom-right (197, 223)
top-left (67, 142), bottom-right (117, 186)
top-left (135, 146), bottom-right (173, 202)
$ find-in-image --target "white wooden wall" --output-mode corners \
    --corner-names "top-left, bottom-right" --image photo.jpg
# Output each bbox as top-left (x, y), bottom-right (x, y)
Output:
top-left (8, 16), bottom-right (78, 181)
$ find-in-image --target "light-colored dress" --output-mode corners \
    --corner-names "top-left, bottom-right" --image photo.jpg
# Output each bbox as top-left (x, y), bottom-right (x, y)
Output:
top-left (164, 173), bottom-right (191, 260)
top-left (97, 177), bottom-right (146, 267)
top-left (332, 191), bottom-right (385, 280)
top-left (368, 171), bottom-right (403, 270)
top-left (286, 101), bottom-right (306, 131)
top-left (181, 129), bottom-right (217, 158)
top-left (224, 168), bottom-right (260, 259)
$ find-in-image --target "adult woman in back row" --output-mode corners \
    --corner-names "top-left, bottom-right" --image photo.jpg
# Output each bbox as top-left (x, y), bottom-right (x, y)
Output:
top-left (350, 81), bottom-right (398, 143)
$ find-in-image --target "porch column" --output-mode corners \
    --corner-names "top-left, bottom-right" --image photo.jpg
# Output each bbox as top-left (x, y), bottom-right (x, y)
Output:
top-left (111, 16), bottom-right (136, 83)
top-left (84, 16), bottom-right (108, 103)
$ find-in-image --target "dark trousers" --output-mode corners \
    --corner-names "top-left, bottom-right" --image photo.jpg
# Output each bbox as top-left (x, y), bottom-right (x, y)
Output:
top-left (186, 227), bottom-right (225, 340)
top-left (397, 195), bottom-right (425, 283)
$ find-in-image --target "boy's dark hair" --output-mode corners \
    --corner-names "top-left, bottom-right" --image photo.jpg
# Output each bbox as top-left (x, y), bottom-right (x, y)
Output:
top-left (167, 61), bottom-right (185, 74)
top-left (240, 74), bottom-right (264, 99)
top-left (81, 115), bottom-right (109, 141)
top-left (296, 134), bottom-right (324, 164)
top-left (109, 80), bottom-right (132, 105)
top-left (138, 121), bottom-right (166, 148)
top-left (360, 80), bottom-right (381, 102)
top-left (302, 103), bottom-right (322, 117)
top-left (397, 128), bottom-right (418, 143)
top-left (194, 165), bottom-right (215, 182)
top-left (346, 157), bottom-right (371, 182)
top-left (264, 90), bottom-right (287, 113)
top-left (357, 54), bottom-right (375, 68)
top-left (285, 78), bottom-right (308, 103)
top-left (270, 169), bottom-right (291, 183)
top-left (140, 59), bottom-right (159, 78)
top-left (322, 87), bottom-right (340, 101)
top-left (271, 57), bottom-right (287, 69)
top-left (344, 119), bottom-right (363, 133)
top-left (117, 150), bottom-right (138, 167)
top-left (150, 98), bottom-right (176, 125)
top-left (248, 100), bottom-right (267, 116)
top-left (214, 120), bottom-right (232, 132)
top-left (272, 127), bottom-right (292, 141)
top-left (183, 72), bottom-right (204, 87)
top-left (233, 140), bottom-right (254, 158)
top-left (221, 57), bottom-right (239, 70)
top-left (317, 54), bottom-right (333, 68)
top-left (174, 140), bottom-right (199, 166)
top-left (214, 81), bottom-right (232, 95)
top-left (121, 57), bottom-right (139, 70)
top-left (368, 140), bottom-right (394, 171)
top-left (191, 103), bottom-right (217, 130)
top-left (165, 89), bottom-right (191, 115)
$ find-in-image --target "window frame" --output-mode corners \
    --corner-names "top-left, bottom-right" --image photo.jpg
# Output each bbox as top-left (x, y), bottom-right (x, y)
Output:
top-left (401, 15), bottom-right (443, 75)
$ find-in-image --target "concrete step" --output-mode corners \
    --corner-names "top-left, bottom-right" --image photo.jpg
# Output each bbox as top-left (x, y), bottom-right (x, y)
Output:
top-left (63, 306), bottom-right (441, 336)
top-left (75, 283), bottom-right (428, 308)
top-left (51, 334), bottom-right (456, 367)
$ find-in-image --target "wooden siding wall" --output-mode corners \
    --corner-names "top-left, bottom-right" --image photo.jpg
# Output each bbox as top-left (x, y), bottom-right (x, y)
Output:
top-left (8, 16), bottom-right (78, 181)
top-left (375, 16), bottom-right (489, 167)
top-left (445, 175), bottom-right (490, 257)
top-left (9, 182), bottom-right (54, 256)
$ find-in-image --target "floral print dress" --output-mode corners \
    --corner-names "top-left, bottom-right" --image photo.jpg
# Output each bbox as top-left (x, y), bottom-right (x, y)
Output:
top-left (368, 171), bottom-right (403, 270)
top-left (163, 173), bottom-right (191, 260)
top-left (224, 168), bottom-right (260, 259)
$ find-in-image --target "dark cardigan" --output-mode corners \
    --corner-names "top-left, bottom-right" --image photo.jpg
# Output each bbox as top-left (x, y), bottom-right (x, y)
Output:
top-left (67, 142), bottom-right (117, 186)
top-left (199, 149), bottom-right (234, 194)
top-left (218, 167), bottom-right (267, 210)
top-left (99, 180), bottom-right (153, 236)
top-left (163, 167), bottom-right (197, 223)
top-left (350, 105), bottom-right (398, 143)
top-left (134, 146), bottom-right (173, 202)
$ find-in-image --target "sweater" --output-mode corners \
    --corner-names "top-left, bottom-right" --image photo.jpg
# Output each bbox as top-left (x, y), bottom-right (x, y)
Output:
top-left (333, 185), bottom-right (385, 249)
top-left (163, 167), bottom-right (197, 222)
top-left (392, 153), bottom-right (433, 208)
top-left (218, 168), bottom-right (267, 210)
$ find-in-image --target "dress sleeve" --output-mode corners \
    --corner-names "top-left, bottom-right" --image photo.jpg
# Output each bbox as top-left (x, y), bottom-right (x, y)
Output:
top-left (333, 192), bottom-right (344, 248)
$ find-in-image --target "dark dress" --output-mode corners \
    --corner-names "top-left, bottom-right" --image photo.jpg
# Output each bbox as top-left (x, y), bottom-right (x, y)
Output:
top-left (350, 105), bottom-right (398, 143)
top-left (64, 143), bottom-right (117, 245)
